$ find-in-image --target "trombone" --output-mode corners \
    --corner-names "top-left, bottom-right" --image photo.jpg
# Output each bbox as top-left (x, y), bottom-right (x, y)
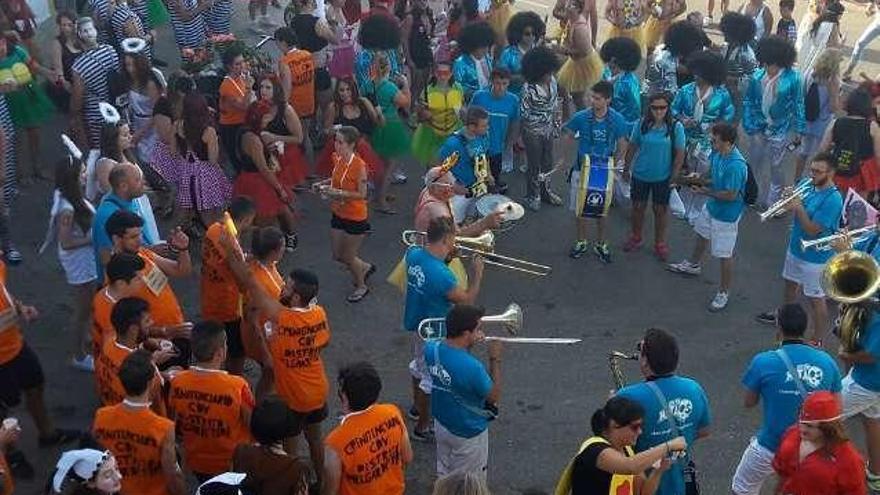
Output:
top-left (801, 224), bottom-right (878, 251)
top-left (401, 230), bottom-right (552, 277)
top-left (759, 179), bottom-right (813, 222)
top-left (417, 303), bottom-right (582, 344)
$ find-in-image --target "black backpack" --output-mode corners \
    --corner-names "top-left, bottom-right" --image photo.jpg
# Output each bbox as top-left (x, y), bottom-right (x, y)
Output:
top-left (805, 81), bottom-right (821, 122)
top-left (744, 162), bottom-right (759, 206)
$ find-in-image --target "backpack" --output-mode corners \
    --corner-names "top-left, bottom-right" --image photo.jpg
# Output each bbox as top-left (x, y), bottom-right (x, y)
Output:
top-left (805, 81), bottom-right (821, 122)
top-left (744, 162), bottom-right (759, 205)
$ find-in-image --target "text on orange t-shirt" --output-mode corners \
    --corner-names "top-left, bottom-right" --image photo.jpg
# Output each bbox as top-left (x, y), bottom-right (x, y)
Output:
top-left (269, 304), bottom-right (330, 413)
top-left (281, 49), bottom-right (315, 118)
top-left (200, 223), bottom-right (242, 323)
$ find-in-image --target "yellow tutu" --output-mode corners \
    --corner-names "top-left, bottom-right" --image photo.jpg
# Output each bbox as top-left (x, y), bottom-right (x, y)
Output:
top-left (387, 256), bottom-right (469, 293)
top-left (607, 24), bottom-right (646, 54)
top-left (558, 51), bottom-right (604, 93)
top-left (643, 16), bottom-right (669, 50)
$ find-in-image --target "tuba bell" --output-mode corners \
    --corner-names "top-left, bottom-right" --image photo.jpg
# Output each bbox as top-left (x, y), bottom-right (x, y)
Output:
top-left (822, 250), bottom-right (880, 352)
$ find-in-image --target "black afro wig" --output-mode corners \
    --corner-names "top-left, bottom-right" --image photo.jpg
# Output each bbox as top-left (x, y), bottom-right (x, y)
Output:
top-left (506, 11), bottom-right (546, 46)
top-left (663, 20), bottom-right (707, 59)
top-left (755, 35), bottom-right (797, 68)
top-left (357, 12), bottom-right (402, 50)
top-left (521, 46), bottom-right (562, 84)
top-left (457, 21), bottom-right (497, 54)
top-left (600, 36), bottom-right (642, 72)
top-left (686, 50), bottom-right (727, 86)
top-left (719, 12), bottom-right (757, 45)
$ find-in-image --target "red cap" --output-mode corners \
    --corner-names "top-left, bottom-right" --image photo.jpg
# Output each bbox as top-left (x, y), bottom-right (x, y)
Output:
top-left (799, 391), bottom-right (842, 423)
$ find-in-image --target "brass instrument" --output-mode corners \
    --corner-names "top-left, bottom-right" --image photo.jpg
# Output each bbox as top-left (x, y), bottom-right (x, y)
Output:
top-left (801, 224), bottom-right (878, 252)
top-left (759, 179), bottom-right (813, 222)
top-left (609, 351), bottom-right (639, 390)
top-left (822, 250), bottom-right (880, 351)
top-left (401, 230), bottom-right (552, 277)
top-left (417, 303), bottom-right (582, 344)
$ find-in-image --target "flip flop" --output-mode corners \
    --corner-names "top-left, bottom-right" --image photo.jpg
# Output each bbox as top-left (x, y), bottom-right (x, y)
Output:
top-left (364, 263), bottom-right (377, 283)
top-left (347, 286), bottom-right (370, 303)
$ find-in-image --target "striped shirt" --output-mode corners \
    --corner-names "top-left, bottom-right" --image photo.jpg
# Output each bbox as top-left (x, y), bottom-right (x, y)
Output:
top-left (111, 3), bottom-right (152, 59)
top-left (0, 96), bottom-right (15, 204)
top-left (130, 0), bottom-right (151, 29)
top-left (88, 0), bottom-right (114, 44)
top-left (72, 45), bottom-right (121, 148)
top-left (206, 0), bottom-right (232, 35)
top-left (168, 0), bottom-right (207, 49)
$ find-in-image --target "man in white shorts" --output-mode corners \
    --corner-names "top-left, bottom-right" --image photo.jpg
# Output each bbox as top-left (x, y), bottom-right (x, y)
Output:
top-left (732, 303), bottom-right (842, 495)
top-left (668, 122), bottom-right (748, 311)
top-left (755, 152), bottom-right (843, 345)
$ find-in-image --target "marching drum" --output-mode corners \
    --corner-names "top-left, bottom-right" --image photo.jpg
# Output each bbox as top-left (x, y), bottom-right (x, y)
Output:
top-left (475, 194), bottom-right (525, 231)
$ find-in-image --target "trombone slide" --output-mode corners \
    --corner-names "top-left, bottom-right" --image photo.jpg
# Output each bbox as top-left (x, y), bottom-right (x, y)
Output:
top-left (484, 337), bottom-right (581, 344)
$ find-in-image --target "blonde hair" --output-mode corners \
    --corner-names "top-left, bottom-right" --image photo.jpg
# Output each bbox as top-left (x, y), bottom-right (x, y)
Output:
top-left (432, 472), bottom-right (492, 495)
top-left (812, 49), bottom-right (842, 81)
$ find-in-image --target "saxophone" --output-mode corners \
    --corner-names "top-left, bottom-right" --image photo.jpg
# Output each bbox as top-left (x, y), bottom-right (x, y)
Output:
top-left (608, 351), bottom-right (639, 390)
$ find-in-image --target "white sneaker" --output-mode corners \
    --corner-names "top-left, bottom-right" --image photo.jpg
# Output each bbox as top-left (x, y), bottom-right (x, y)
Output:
top-left (667, 260), bottom-right (701, 275)
top-left (709, 291), bottom-right (729, 312)
top-left (703, 14), bottom-right (713, 27)
top-left (71, 355), bottom-right (95, 372)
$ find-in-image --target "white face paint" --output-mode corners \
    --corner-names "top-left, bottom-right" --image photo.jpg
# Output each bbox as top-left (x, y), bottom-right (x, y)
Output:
top-left (77, 20), bottom-right (98, 46)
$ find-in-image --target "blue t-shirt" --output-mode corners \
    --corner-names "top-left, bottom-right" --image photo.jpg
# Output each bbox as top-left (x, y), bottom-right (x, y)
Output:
top-left (403, 247), bottom-right (457, 331)
top-left (92, 193), bottom-right (155, 272)
top-left (438, 131), bottom-right (490, 188)
top-left (629, 121), bottom-right (686, 182)
top-left (424, 341), bottom-right (493, 438)
top-left (852, 312), bottom-right (880, 392)
top-left (706, 147), bottom-right (748, 222)
top-left (564, 108), bottom-right (628, 171)
top-left (742, 343), bottom-right (842, 452)
top-left (788, 185), bottom-right (843, 264)
top-left (617, 376), bottom-right (711, 495)
top-left (470, 89), bottom-right (519, 156)
top-left (497, 45), bottom-right (524, 95)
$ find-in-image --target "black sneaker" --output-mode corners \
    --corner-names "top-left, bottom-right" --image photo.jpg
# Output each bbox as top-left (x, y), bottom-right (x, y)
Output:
top-left (593, 241), bottom-right (612, 264)
top-left (5, 450), bottom-right (34, 480)
top-left (38, 428), bottom-right (81, 448)
top-left (285, 233), bottom-right (298, 252)
top-left (407, 405), bottom-right (420, 421)
top-left (755, 311), bottom-right (777, 325)
top-left (3, 246), bottom-right (22, 265)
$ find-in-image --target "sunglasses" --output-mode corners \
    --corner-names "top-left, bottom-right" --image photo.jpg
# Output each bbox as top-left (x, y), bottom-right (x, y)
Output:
top-left (650, 105), bottom-right (668, 111)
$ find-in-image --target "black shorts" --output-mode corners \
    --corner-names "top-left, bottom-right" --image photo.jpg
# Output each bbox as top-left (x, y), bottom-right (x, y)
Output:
top-left (224, 319), bottom-right (245, 359)
top-left (316, 68), bottom-right (332, 91)
top-left (631, 177), bottom-right (671, 205)
top-left (295, 403), bottom-right (328, 425)
top-left (331, 214), bottom-right (370, 235)
top-left (0, 343), bottom-right (45, 408)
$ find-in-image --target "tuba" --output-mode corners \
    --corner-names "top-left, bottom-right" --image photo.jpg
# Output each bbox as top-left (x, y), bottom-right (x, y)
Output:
top-left (822, 250), bottom-right (880, 351)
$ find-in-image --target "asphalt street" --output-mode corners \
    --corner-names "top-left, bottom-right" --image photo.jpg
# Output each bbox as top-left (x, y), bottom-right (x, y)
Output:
top-left (8, 0), bottom-right (880, 493)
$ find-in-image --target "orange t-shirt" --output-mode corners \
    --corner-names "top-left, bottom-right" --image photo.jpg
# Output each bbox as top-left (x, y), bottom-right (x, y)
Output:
top-left (330, 153), bottom-right (368, 222)
top-left (269, 304), bottom-right (330, 413)
top-left (91, 288), bottom-right (118, 359)
top-left (241, 260), bottom-right (284, 360)
top-left (0, 450), bottom-right (13, 495)
top-left (201, 223), bottom-right (241, 323)
top-left (219, 75), bottom-right (249, 125)
top-left (324, 404), bottom-right (408, 495)
top-left (94, 339), bottom-right (166, 415)
top-left (281, 48), bottom-right (315, 118)
top-left (0, 261), bottom-right (23, 365)
top-left (135, 248), bottom-right (184, 326)
top-left (93, 403), bottom-right (175, 495)
top-left (167, 367), bottom-right (254, 475)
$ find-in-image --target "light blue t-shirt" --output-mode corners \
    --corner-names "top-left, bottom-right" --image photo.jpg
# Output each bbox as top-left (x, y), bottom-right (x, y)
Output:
top-left (403, 247), bottom-right (457, 331)
top-left (617, 376), bottom-right (711, 495)
top-left (603, 67), bottom-right (642, 126)
top-left (424, 340), bottom-right (493, 438)
top-left (629, 121), bottom-right (686, 182)
top-left (742, 343), bottom-right (842, 452)
top-left (852, 313), bottom-right (880, 392)
top-left (471, 89), bottom-right (519, 156)
top-left (788, 185), bottom-right (843, 264)
top-left (706, 147), bottom-right (748, 222)
top-left (92, 193), bottom-right (157, 273)
top-left (438, 131), bottom-right (490, 188)
top-left (564, 108), bottom-right (629, 171)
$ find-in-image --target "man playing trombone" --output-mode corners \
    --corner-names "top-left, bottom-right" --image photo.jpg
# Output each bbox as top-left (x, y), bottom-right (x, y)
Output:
top-left (755, 152), bottom-right (843, 346)
top-left (404, 217), bottom-right (485, 442)
top-left (415, 167), bottom-right (502, 236)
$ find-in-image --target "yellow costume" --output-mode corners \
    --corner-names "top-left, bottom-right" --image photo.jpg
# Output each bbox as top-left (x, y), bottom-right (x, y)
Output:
top-left (608, 24), bottom-right (645, 53)
top-left (487, 0), bottom-right (513, 46)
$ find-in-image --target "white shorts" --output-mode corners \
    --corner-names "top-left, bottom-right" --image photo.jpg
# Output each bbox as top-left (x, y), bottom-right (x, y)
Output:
top-left (693, 205), bottom-right (740, 258)
top-left (731, 437), bottom-right (776, 495)
top-left (782, 251), bottom-right (826, 298)
top-left (408, 332), bottom-right (432, 395)
top-left (843, 372), bottom-right (880, 419)
top-left (435, 420), bottom-right (489, 478)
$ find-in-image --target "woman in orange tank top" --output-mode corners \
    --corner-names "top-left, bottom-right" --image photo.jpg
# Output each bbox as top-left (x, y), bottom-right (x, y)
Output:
top-left (312, 126), bottom-right (376, 303)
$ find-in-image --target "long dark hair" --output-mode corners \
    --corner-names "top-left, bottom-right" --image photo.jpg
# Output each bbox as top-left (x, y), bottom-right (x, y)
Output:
top-left (54, 157), bottom-right (93, 233)
top-left (333, 77), bottom-right (365, 115)
top-left (181, 92), bottom-right (211, 154)
top-left (591, 396), bottom-right (644, 435)
top-left (257, 73), bottom-right (287, 114)
top-left (641, 93), bottom-right (674, 136)
top-left (99, 123), bottom-right (135, 163)
top-left (123, 53), bottom-right (159, 91)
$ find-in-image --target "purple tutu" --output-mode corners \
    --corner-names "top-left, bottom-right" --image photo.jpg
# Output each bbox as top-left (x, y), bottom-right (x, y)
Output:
top-left (176, 152), bottom-right (232, 210)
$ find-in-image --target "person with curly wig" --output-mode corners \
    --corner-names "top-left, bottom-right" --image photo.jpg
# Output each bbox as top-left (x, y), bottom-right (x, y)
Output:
top-left (796, 50), bottom-right (841, 179)
top-left (355, 12), bottom-right (403, 101)
top-left (671, 51), bottom-right (734, 223)
top-left (643, 0), bottom-right (688, 54)
top-left (454, 21), bottom-right (496, 102)
top-left (600, 37), bottom-right (642, 128)
top-left (520, 46), bottom-right (563, 211)
top-left (743, 35), bottom-right (805, 211)
top-left (720, 12), bottom-right (758, 121)
top-left (558, 0), bottom-right (603, 111)
top-left (497, 11), bottom-right (544, 95)
top-left (412, 58), bottom-right (465, 166)
top-left (604, 0), bottom-right (648, 54)
top-left (643, 20), bottom-right (706, 98)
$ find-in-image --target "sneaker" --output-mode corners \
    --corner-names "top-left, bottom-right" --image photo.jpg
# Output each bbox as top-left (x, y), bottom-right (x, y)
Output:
top-left (541, 188), bottom-right (563, 206)
top-left (654, 242), bottom-right (670, 261)
top-left (526, 196), bottom-right (541, 212)
top-left (38, 428), bottom-right (81, 448)
top-left (593, 241), bottom-right (612, 264)
top-left (755, 311), bottom-right (777, 325)
top-left (391, 171), bottom-right (408, 184)
top-left (703, 14), bottom-right (713, 27)
top-left (5, 450), bottom-right (34, 480)
top-left (285, 233), bottom-right (298, 252)
top-left (667, 260), bottom-right (701, 275)
top-left (71, 354), bottom-right (94, 372)
top-left (622, 235), bottom-right (643, 252)
top-left (3, 246), bottom-right (22, 265)
top-left (411, 427), bottom-right (435, 442)
top-left (569, 240), bottom-right (589, 259)
top-left (709, 291), bottom-right (730, 312)
top-left (407, 405), bottom-right (420, 421)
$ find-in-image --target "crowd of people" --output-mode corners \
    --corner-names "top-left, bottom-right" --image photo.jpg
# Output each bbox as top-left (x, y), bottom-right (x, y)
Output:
top-left (4, 0), bottom-right (880, 492)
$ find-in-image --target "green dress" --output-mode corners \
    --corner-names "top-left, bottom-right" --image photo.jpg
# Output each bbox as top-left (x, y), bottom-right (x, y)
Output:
top-left (370, 79), bottom-right (411, 159)
top-left (0, 45), bottom-right (54, 128)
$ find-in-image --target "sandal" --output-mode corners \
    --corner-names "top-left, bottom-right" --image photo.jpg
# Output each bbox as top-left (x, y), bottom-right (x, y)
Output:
top-left (364, 263), bottom-right (377, 283)
top-left (347, 286), bottom-right (370, 303)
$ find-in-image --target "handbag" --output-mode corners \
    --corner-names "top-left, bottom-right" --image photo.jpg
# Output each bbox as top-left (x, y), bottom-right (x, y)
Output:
top-left (646, 381), bottom-right (700, 495)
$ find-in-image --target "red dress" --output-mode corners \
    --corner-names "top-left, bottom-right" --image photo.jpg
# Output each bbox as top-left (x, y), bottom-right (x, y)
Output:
top-left (772, 426), bottom-right (867, 495)
top-left (233, 130), bottom-right (302, 218)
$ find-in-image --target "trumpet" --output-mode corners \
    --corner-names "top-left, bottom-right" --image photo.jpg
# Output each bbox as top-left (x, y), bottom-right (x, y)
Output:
top-left (609, 351), bottom-right (639, 390)
top-left (401, 230), bottom-right (552, 277)
top-left (417, 303), bottom-right (582, 344)
top-left (801, 224), bottom-right (878, 251)
top-left (759, 179), bottom-right (813, 222)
